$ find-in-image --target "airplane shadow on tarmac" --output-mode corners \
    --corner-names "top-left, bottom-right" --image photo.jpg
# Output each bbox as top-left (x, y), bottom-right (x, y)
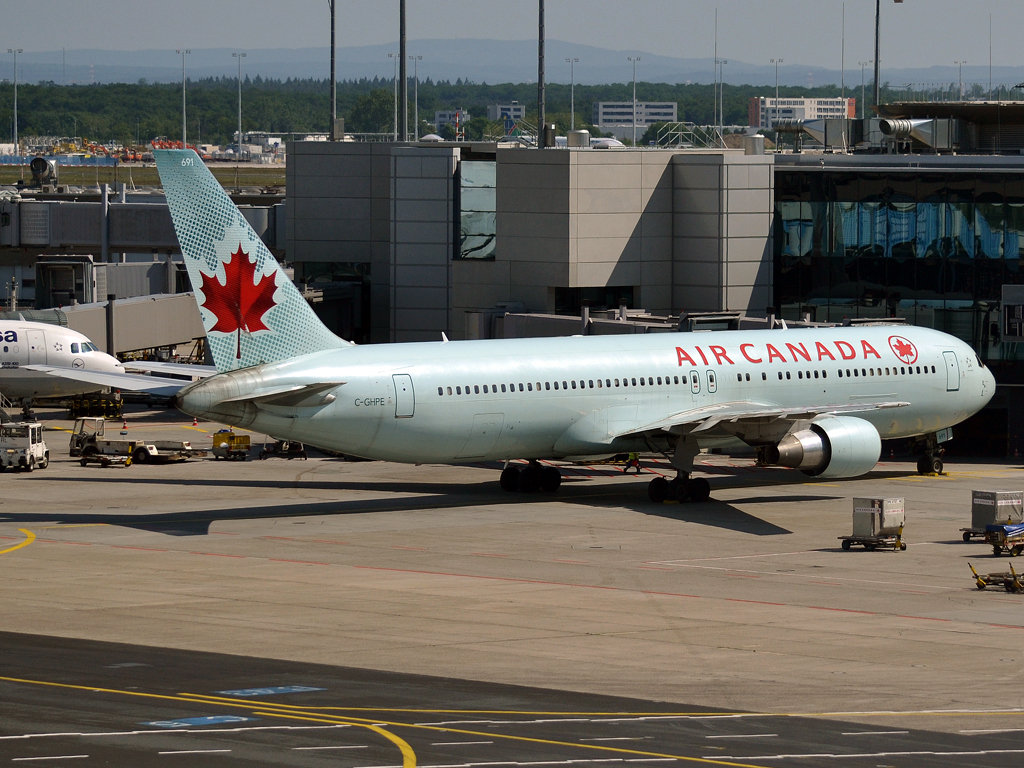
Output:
top-left (4, 474), bottom-right (816, 537)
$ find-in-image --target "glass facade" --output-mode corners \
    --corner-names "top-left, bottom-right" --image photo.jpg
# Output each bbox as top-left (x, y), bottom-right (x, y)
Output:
top-left (774, 169), bottom-right (1024, 362)
top-left (458, 160), bottom-right (496, 260)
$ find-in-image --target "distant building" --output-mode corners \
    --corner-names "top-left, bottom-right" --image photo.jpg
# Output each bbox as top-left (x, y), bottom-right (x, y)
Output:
top-left (592, 102), bottom-right (677, 140)
top-left (487, 103), bottom-right (526, 122)
top-left (749, 97), bottom-right (856, 130)
top-left (435, 109), bottom-right (471, 129)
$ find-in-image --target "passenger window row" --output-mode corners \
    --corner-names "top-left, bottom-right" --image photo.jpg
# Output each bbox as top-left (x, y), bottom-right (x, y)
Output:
top-left (436, 363), bottom-right (941, 396)
top-left (437, 374), bottom-right (685, 397)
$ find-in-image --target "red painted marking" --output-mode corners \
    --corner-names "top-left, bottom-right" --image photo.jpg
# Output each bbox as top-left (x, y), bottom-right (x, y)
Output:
top-left (269, 558), bottom-right (330, 565)
top-left (810, 581), bottom-right (843, 586)
top-left (211, 532), bottom-right (239, 536)
top-left (308, 539), bottom-right (350, 545)
top-left (726, 573), bottom-right (761, 579)
top-left (725, 599), bottom-right (787, 606)
top-left (808, 606), bottom-right (876, 615)
top-left (642, 590), bottom-right (702, 599)
top-left (192, 552), bottom-right (246, 559)
top-left (392, 546), bottom-right (428, 551)
top-left (638, 566), bottom-right (674, 571)
top-left (472, 553), bottom-right (509, 558)
top-left (62, 542), bottom-right (92, 546)
top-left (897, 615), bottom-right (950, 622)
top-left (111, 545), bottom-right (167, 552)
top-left (262, 536), bottom-right (297, 541)
top-left (989, 624), bottom-right (1024, 630)
top-left (553, 559), bottom-right (588, 564)
top-left (0, 536), bottom-right (18, 541)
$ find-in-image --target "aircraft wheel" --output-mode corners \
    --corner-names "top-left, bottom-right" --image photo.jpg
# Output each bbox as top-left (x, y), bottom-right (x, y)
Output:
top-left (930, 457), bottom-right (944, 475)
top-left (648, 476), bottom-right (669, 503)
top-left (667, 478), bottom-right (690, 502)
top-left (499, 465), bottom-right (520, 492)
top-left (916, 456), bottom-right (930, 475)
top-left (540, 466), bottom-right (561, 493)
top-left (518, 464), bottom-right (541, 493)
top-left (689, 477), bottom-right (711, 503)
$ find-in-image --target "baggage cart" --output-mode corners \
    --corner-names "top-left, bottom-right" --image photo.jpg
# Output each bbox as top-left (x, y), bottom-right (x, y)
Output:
top-left (258, 439), bottom-right (308, 460)
top-left (840, 498), bottom-right (907, 551)
top-left (212, 431), bottom-right (250, 460)
top-left (962, 490), bottom-right (1024, 541)
top-left (986, 523), bottom-right (1024, 557)
top-left (969, 562), bottom-right (1024, 593)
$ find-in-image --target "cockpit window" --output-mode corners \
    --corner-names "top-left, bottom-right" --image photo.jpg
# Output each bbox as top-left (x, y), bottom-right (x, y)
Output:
top-left (71, 343), bottom-right (79, 354)
top-left (976, 355), bottom-right (986, 368)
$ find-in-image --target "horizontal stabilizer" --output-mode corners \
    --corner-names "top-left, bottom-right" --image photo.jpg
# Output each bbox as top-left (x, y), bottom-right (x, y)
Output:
top-left (122, 361), bottom-right (218, 378)
top-left (220, 382), bottom-right (344, 408)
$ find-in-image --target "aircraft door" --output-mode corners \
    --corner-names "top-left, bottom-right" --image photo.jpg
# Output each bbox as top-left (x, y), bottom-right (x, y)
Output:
top-left (689, 370), bottom-right (701, 394)
top-left (27, 330), bottom-right (46, 365)
top-left (706, 370), bottom-right (718, 393)
top-left (942, 351), bottom-right (960, 392)
top-left (393, 374), bottom-right (415, 418)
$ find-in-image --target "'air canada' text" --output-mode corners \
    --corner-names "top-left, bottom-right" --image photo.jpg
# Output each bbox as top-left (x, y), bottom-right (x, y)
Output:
top-left (676, 340), bottom-right (885, 367)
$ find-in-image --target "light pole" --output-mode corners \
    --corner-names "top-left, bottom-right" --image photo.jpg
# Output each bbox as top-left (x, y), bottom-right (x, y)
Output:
top-left (409, 55), bottom-right (422, 141)
top-left (566, 57), bottom-right (579, 130)
top-left (233, 52), bottom-right (246, 162)
top-left (874, 0), bottom-right (906, 110)
top-left (771, 58), bottom-right (783, 132)
top-left (717, 59), bottom-right (728, 131)
top-left (328, 0), bottom-right (336, 139)
top-left (176, 49), bottom-right (190, 146)
top-left (859, 60), bottom-right (872, 119)
top-left (628, 56), bottom-right (641, 145)
top-left (7, 49), bottom-right (22, 158)
top-left (955, 60), bottom-right (966, 100)
top-left (388, 53), bottom-right (398, 141)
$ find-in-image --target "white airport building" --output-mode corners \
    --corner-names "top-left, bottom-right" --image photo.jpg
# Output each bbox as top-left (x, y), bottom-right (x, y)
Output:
top-left (592, 102), bottom-right (678, 141)
top-left (487, 103), bottom-right (526, 122)
top-left (434, 109), bottom-right (471, 129)
top-left (748, 97), bottom-right (856, 131)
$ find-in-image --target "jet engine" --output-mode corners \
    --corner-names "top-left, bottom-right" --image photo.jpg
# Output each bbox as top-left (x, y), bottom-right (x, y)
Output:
top-left (764, 416), bottom-right (881, 479)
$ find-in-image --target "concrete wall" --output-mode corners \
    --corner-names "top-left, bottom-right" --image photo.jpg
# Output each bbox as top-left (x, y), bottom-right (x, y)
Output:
top-left (390, 147), bottom-right (458, 342)
top-left (672, 153), bottom-right (774, 314)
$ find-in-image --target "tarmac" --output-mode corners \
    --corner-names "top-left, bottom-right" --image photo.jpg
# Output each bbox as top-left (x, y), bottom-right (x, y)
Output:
top-left (2, 406), bottom-right (1024, 766)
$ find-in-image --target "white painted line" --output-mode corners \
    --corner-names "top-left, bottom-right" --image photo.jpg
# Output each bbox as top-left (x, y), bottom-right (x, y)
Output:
top-left (431, 742), bottom-right (495, 746)
top-left (12, 758), bottom-right (88, 763)
top-left (705, 748), bottom-right (1024, 760)
top-left (0, 724), bottom-right (349, 741)
top-left (840, 731), bottom-right (909, 736)
top-left (580, 737), bottom-right (644, 742)
top-left (157, 749), bottom-right (232, 755)
top-left (961, 728), bottom-right (1024, 734)
top-left (292, 745), bottom-right (368, 750)
top-left (705, 734), bottom-right (778, 739)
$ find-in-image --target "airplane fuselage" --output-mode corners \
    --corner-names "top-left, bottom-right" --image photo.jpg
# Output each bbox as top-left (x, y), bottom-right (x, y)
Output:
top-left (178, 325), bottom-right (995, 464)
top-left (0, 321), bottom-right (124, 400)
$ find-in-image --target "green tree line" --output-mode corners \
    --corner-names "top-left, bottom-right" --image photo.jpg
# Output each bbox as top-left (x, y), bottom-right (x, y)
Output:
top-left (0, 76), bottom-right (869, 147)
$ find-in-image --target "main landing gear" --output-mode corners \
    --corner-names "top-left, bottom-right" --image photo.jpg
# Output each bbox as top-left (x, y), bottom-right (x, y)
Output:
top-left (646, 433), bottom-right (712, 504)
top-left (500, 461), bottom-right (562, 493)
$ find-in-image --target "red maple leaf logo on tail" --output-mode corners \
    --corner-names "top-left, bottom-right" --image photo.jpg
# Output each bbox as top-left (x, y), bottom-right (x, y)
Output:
top-left (199, 245), bottom-right (278, 359)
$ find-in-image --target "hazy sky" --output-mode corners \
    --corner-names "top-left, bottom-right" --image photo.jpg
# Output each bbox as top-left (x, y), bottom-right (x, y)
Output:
top-left (3, 0), bottom-right (1023, 69)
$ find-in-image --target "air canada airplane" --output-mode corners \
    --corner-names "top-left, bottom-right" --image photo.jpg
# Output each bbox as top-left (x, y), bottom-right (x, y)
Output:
top-left (156, 149), bottom-right (996, 502)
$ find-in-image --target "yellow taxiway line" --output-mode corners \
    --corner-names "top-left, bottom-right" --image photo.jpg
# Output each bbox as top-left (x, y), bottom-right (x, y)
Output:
top-left (0, 529), bottom-right (35, 556)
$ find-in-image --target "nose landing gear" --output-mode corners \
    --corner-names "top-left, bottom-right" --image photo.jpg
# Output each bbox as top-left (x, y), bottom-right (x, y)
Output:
top-left (913, 433), bottom-right (945, 475)
top-left (500, 461), bottom-right (562, 493)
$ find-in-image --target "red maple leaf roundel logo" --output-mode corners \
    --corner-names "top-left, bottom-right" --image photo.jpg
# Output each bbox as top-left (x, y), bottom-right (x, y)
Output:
top-left (199, 245), bottom-right (278, 359)
top-left (888, 335), bottom-right (918, 365)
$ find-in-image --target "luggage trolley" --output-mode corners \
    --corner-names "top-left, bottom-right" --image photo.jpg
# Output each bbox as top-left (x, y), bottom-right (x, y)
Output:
top-left (961, 490), bottom-right (1023, 542)
top-left (838, 497), bottom-right (907, 551)
top-left (986, 523), bottom-right (1024, 557)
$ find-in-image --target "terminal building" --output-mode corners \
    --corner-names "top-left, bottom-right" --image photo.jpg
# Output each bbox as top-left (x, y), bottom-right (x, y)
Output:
top-left (592, 102), bottom-right (678, 140)
top-left (749, 97), bottom-right (856, 131)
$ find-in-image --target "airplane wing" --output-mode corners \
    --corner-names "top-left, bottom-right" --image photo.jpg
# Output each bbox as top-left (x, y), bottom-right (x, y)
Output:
top-left (23, 365), bottom-right (189, 396)
top-left (615, 400), bottom-right (911, 439)
top-left (121, 361), bottom-right (218, 378)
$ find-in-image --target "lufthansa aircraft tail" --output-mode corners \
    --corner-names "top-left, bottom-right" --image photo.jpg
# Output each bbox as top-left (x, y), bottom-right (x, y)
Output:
top-left (155, 149), bottom-right (350, 373)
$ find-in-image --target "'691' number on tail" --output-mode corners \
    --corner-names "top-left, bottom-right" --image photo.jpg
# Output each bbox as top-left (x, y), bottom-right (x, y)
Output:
top-left (181, 157), bottom-right (195, 166)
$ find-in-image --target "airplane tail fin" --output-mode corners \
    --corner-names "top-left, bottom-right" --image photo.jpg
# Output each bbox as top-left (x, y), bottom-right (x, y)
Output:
top-left (155, 149), bottom-right (350, 373)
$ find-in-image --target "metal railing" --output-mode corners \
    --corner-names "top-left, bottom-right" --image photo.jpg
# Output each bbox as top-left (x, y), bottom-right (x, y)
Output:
top-left (655, 122), bottom-right (726, 149)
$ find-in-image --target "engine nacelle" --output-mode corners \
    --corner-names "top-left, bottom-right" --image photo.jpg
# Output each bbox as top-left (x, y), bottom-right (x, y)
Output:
top-left (764, 416), bottom-right (881, 479)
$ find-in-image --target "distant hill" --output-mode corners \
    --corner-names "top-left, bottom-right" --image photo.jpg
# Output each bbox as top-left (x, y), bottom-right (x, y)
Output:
top-left (8, 41), bottom-right (1024, 90)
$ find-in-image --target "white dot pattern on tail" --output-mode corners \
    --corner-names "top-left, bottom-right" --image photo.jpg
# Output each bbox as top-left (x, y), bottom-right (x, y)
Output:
top-left (154, 150), bottom-right (348, 372)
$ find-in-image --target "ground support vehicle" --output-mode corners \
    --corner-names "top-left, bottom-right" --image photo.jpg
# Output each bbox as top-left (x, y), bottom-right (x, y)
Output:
top-left (986, 523), bottom-right (1024, 557)
top-left (969, 562), bottom-right (1024, 593)
top-left (78, 451), bottom-right (132, 468)
top-left (0, 422), bottom-right (49, 472)
top-left (258, 439), bottom-right (308, 460)
top-left (839, 525), bottom-right (907, 551)
top-left (961, 527), bottom-right (987, 542)
top-left (212, 431), bottom-right (250, 460)
top-left (965, 491), bottom-right (1024, 542)
top-left (69, 418), bottom-right (206, 465)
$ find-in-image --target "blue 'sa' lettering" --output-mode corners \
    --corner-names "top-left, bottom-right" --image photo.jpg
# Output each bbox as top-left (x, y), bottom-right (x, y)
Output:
top-left (3, 331), bottom-right (17, 343)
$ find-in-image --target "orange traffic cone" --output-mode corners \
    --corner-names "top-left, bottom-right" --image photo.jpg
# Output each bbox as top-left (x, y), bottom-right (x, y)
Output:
top-left (122, 418), bottom-right (128, 430)
top-left (192, 416), bottom-right (198, 427)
